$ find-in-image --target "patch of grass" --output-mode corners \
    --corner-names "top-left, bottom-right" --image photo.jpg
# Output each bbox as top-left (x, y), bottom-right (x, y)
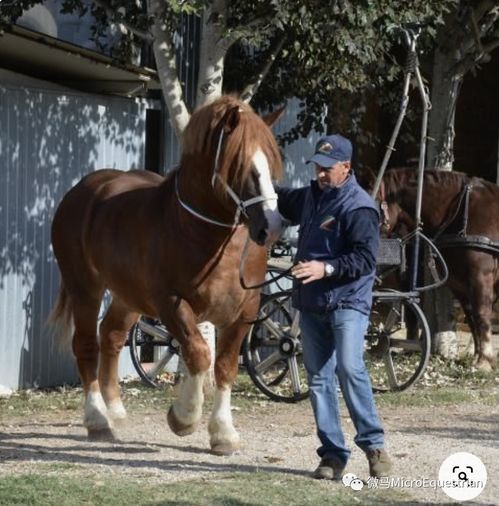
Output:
top-left (374, 385), bottom-right (499, 408)
top-left (0, 386), bottom-right (83, 420)
top-left (0, 472), bottom-right (409, 506)
top-left (419, 355), bottom-right (499, 388)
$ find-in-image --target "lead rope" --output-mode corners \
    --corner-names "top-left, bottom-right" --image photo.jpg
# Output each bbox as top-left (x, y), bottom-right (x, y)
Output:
top-left (239, 233), bottom-right (295, 291)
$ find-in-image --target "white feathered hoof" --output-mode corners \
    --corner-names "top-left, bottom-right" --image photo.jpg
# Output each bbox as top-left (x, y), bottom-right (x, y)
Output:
top-left (106, 401), bottom-right (127, 425)
top-left (167, 406), bottom-right (199, 436)
top-left (209, 422), bottom-right (241, 456)
top-left (210, 440), bottom-right (240, 456)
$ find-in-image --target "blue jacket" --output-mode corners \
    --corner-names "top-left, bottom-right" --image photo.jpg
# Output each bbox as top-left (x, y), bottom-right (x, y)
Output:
top-left (276, 173), bottom-right (379, 314)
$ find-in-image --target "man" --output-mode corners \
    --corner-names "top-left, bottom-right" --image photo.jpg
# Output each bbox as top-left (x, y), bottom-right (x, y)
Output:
top-left (276, 134), bottom-right (392, 480)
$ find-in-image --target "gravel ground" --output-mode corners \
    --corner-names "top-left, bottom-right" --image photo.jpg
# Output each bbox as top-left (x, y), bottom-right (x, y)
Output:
top-left (0, 392), bottom-right (498, 505)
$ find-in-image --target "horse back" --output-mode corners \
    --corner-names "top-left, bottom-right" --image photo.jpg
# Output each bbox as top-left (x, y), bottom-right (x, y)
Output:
top-left (51, 169), bottom-right (171, 304)
top-left (469, 178), bottom-right (499, 240)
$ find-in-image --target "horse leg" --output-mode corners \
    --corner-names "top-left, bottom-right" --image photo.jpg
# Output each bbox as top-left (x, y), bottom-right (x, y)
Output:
top-left (98, 298), bottom-right (139, 424)
top-left (208, 319), bottom-right (251, 455)
top-left (452, 292), bottom-right (477, 359)
top-left (71, 293), bottom-right (116, 441)
top-left (163, 300), bottom-right (212, 437)
top-left (468, 278), bottom-right (496, 371)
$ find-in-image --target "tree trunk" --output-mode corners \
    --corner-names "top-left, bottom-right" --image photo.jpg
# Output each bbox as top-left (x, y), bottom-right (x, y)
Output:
top-left (148, 0), bottom-right (190, 139)
top-left (196, 0), bottom-right (231, 107)
top-left (424, 34), bottom-right (462, 359)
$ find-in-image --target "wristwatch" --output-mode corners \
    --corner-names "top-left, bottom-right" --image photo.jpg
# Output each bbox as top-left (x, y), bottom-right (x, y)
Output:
top-left (324, 263), bottom-right (334, 277)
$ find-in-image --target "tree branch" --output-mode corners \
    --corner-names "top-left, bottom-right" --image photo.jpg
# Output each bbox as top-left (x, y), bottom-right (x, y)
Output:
top-left (473, 0), bottom-right (497, 24)
top-left (93, 0), bottom-right (154, 42)
top-left (240, 32), bottom-right (286, 103)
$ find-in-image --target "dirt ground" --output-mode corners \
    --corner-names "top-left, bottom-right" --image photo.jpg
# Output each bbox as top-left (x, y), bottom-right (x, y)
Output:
top-left (0, 389), bottom-right (498, 505)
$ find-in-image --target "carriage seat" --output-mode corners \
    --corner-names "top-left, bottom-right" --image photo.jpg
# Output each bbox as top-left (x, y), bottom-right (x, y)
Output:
top-left (376, 238), bottom-right (404, 268)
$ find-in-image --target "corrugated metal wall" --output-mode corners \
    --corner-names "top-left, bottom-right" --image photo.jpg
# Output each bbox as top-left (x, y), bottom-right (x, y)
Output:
top-left (0, 75), bottom-right (150, 389)
top-left (273, 98), bottom-right (321, 188)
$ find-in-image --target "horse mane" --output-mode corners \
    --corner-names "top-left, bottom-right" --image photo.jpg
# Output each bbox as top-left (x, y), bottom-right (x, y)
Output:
top-left (181, 96), bottom-right (282, 191)
top-left (383, 167), bottom-right (472, 197)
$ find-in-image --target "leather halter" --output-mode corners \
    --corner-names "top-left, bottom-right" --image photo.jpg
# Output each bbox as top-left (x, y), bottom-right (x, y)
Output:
top-left (176, 128), bottom-right (278, 228)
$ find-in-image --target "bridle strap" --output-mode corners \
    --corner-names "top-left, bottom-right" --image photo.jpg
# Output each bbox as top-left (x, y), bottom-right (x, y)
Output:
top-left (210, 128), bottom-right (278, 221)
top-left (175, 173), bottom-right (241, 228)
top-left (433, 182), bottom-right (472, 241)
top-left (175, 128), bottom-right (277, 228)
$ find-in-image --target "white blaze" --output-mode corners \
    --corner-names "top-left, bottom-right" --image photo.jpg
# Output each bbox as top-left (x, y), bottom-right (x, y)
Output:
top-left (252, 149), bottom-right (282, 243)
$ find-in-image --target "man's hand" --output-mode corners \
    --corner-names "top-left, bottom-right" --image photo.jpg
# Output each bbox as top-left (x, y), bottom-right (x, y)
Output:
top-left (291, 260), bottom-right (325, 284)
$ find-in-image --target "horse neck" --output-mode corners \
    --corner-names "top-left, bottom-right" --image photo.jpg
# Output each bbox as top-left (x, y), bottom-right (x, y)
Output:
top-left (399, 172), bottom-right (465, 234)
top-left (176, 158), bottom-right (238, 226)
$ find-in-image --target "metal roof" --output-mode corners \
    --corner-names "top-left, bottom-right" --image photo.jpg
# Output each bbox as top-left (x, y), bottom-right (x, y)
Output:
top-left (0, 25), bottom-right (160, 96)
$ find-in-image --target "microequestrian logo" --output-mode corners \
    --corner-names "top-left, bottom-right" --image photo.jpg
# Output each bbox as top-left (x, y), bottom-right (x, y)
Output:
top-left (343, 472), bottom-right (364, 491)
top-left (438, 452), bottom-right (487, 501)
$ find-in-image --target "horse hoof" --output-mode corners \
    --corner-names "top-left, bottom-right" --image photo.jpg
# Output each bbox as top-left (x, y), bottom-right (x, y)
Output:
top-left (106, 402), bottom-right (127, 424)
top-left (210, 441), bottom-right (240, 456)
top-left (475, 359), bottom-right (493, 372)
top-left (87, 427), bottom-right (116, 441)
top-left (167, 406), bottom-right (199, 436)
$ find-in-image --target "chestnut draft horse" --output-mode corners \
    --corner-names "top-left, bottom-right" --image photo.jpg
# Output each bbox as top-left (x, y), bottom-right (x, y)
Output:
top-left (361, 167), bottom-right (499, 371)
top-left (49, 96), bottom-right (283, 453)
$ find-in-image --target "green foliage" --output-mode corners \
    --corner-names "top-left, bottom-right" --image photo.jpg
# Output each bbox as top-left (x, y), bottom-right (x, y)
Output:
top-left (1, 0), bottom-right (459, 149)
top-left (231, 0), bottom-right (457, 144)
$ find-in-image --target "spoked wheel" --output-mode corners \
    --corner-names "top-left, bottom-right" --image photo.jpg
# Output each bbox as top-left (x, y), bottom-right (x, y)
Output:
top-left (129, 316), bottom-right (179, 388)
top-left (243, 292), bottom-right (309, 403)
top-left (364, 295), bottom-right (430, 392)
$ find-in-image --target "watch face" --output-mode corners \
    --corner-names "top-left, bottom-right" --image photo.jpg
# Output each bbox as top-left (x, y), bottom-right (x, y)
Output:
top-left (325, 264), bottom-right (334, 276)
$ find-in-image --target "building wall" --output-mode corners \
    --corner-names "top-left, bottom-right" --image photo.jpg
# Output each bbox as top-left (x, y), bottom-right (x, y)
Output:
top-left (0, 71), bottom-right (151, 389)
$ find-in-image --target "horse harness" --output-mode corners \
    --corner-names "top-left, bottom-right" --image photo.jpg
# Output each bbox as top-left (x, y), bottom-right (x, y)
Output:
top-left (377, 177), bottom-right (499, 256)
top-left (433, 181), bottom-right (499, 255)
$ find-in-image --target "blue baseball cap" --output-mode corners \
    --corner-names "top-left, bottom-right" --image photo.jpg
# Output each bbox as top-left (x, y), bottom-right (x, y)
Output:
top-left (307, 134), bottom-right (352, 167)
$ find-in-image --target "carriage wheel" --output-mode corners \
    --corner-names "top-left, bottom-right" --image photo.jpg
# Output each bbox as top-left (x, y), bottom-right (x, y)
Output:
top-left (243, 292), bottom-right (309, 403)
top-left (129, 316), bottom-right (179, 388)
top-left (364, 296), bottom-right (430, 392)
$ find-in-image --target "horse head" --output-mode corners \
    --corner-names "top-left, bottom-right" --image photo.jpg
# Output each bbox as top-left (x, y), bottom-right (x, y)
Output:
top-left (356, 166), bottom-right (417, 238)
top-left (181, 96), bottom-right (284, 246)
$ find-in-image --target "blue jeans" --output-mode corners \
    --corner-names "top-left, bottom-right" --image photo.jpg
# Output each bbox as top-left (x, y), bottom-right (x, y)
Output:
top-left (300, 308), bottom-right (385, 466)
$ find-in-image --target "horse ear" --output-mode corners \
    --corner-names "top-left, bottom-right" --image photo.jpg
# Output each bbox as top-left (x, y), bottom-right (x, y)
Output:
top-left (262, 105), bottom-right (286, 127)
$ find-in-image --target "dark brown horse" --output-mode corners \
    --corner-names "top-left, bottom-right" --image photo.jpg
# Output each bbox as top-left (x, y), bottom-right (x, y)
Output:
top-left (49, 96), bottom-right (283, 453)
top-left (360, 167), bottom-right (498, 371)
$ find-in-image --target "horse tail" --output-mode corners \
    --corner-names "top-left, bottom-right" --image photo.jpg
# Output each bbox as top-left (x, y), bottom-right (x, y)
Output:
top-left (46, 282), bottom-right (75, 351)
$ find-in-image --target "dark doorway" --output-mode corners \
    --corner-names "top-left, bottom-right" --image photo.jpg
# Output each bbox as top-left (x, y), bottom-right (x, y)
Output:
top-left (145, 108), bottom-right (163, 174)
